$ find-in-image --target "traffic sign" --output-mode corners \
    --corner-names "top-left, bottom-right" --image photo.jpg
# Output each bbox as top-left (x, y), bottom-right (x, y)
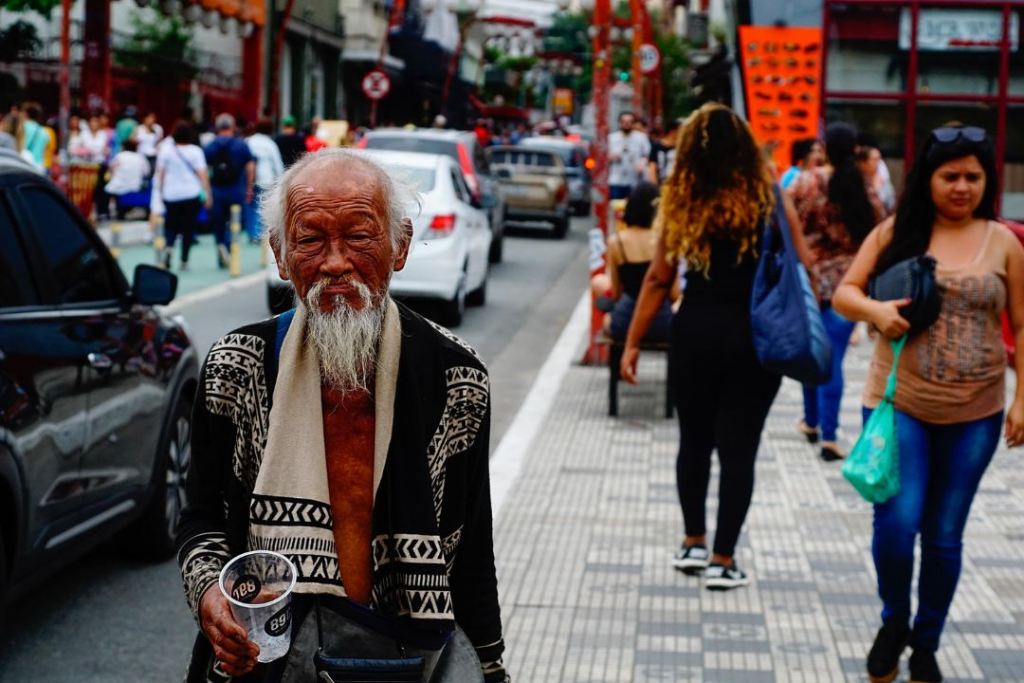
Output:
top-left (361, 70), bottom-right (391, 101)
top-left (638, 43), bottom-right (660, 74)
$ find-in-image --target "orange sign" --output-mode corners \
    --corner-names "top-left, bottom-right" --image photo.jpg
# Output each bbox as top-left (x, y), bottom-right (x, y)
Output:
top-left (738, 26), bottom-right (823, 174)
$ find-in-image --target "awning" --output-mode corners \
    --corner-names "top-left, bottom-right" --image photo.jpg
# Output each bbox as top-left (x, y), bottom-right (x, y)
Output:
top-left (149, 0), bottom-right (266, 31)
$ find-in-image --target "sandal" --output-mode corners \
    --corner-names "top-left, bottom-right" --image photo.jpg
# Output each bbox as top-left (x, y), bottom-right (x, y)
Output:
top-left (798, 420), bottom-right (820, 444)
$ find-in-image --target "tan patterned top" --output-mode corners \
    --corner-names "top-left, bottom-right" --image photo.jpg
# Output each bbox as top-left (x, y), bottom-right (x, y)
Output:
top-left (864, 221), bottom-right (1014, 424)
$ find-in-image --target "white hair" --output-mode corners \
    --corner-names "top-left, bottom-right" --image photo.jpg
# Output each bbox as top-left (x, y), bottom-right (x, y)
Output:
top-left (304, 279), bottom-right (384, 394)
top-left (260, 148), bottom-right (419, 260)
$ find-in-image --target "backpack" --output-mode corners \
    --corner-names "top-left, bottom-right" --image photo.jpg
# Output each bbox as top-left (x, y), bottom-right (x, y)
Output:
top-left (210, 141), bottom-right (243, 187)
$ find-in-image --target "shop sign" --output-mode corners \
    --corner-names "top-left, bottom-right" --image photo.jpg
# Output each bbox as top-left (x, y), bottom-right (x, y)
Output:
top-left (553, 88), bottom-right (575, 116)
top-left (899, 8), bottom-right (1020, 51)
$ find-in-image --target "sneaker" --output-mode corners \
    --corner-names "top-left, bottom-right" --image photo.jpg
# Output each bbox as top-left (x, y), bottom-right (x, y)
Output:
top-left (672, 544), bottom-right (709, 575)
top-left (704, 562), bottom-right (750, 591)
top-left (218, 244), bottom-right (231, 269)
top-left (866, 621), bottom-right (909, 683)
top-left (908, 649), bottom-right (942, 683)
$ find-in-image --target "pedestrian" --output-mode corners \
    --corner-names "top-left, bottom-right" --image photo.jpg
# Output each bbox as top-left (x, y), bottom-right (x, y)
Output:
top-left (42, 116), bottom-right (58, 172)
top-left (245, 117), bottom-right (284, 243)
top-left (646, 117), bottom-right (683, 185)
top-left (789, 123), bottom-right (884, 461)
top-left (203, 113), bottom-right (255, 268)
top-left (104, 137), bottom-right (150, 219)
top-left (115, 105), bottom-right (139, 152)
top-left (274, 114), bottom-right (306, 167)
top-left (303, 121), bottom-right (327, 153)
top-left (176, 148), bottom-right (509, 682)
top-left (780, 137), bottom-right (824, 190)
top-left (621, 103), bottom-right (811, 590)
top-left (155, 121), bottom-right (211, 270)
top-left (833, 125), bottom-right (1024, 683)
top-left (0, 113), bottom-right (19, 152)
top-left (608, 111), bottom-right (650, 200)
top-left (18, 102), bottom-right (47, 170)
top-left (132, 111), bottom-right (164, 177)
top-left (857, 136), bottom-right (896, 214)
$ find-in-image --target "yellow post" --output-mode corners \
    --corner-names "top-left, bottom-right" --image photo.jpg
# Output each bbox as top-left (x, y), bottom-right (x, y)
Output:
top-left (153, 214), bottom-right (167, 268)
top-left (230, 204), bottom-right (242, 277)
top-left (109, 221), bottom-right (122, 259)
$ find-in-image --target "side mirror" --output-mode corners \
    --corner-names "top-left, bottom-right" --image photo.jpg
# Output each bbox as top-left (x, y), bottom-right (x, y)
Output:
top-left (132, 264), bottom-right (177, 305)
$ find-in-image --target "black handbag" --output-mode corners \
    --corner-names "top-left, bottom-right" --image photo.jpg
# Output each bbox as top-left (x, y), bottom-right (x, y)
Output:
top-left (869, 255), bottom-right (943, 332)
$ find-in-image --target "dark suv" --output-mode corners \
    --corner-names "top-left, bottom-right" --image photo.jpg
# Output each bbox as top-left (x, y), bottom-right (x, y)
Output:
top-left (0, 151), bottom-right (199, 614)
top-left (358, 128), bottom-right (507, 263)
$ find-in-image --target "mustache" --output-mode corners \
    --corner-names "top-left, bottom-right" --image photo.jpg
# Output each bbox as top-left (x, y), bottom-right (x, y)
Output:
top-left (306, 278), bottom-right (374, 307)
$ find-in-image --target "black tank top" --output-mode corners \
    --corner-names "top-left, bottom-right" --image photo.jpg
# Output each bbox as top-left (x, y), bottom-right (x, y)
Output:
top-left (614, 236), bottom-right (651, 299)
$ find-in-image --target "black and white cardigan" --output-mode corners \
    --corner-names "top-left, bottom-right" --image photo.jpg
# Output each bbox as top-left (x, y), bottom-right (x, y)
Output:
top-left (176, 302), bottom-right (508, 682)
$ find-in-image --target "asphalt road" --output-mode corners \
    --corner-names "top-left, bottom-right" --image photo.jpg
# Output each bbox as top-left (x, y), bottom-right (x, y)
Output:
top-left (0, 217), bottom-right (591, 682)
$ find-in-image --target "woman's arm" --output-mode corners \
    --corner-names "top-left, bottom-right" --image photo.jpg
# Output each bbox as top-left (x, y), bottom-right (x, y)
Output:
top-left (832, 218), bottom-right (910, 338)
top-left (1002, 226), bottom-right (1024, 447)
top-left (620, 233), bottom-right (676, 384)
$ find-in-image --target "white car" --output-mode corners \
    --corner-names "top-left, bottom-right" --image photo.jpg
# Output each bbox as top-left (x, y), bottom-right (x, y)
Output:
top-left (266, 151), bottom-right (491, 327)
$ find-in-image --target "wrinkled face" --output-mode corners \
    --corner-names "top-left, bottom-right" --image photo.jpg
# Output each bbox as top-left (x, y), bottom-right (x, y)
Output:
top-left (930, 155), bottom-right (985, 222)
top-left (275, 163), bottom-right (410, 314)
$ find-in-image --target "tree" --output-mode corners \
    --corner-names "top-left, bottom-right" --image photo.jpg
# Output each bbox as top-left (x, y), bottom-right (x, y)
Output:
top-left (0, 0), bottom-right (60, 18)
top-left (0, 20), bottom-right (41, 63)
top-left (113, 13), bottom-right (196, 84)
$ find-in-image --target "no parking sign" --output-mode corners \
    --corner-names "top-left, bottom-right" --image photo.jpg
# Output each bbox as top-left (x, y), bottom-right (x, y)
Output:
top-left (361, 70), bottom-right (391, 101)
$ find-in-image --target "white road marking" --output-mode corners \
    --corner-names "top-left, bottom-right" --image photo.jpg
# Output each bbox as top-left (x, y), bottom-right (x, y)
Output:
top-left (489, 290), bottom-right (591, 519)
top-left (165, 272), bottom-right (266, 312)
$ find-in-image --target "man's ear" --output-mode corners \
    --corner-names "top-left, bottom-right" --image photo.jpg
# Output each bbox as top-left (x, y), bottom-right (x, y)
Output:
top-left (392, 217), bottom-right (414, 272)
top-left (270, 232), bottom-right (290, 280)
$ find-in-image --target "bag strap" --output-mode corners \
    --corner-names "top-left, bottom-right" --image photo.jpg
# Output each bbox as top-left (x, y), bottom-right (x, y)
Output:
top-left (173, 144), bottom-right (202, 180)
top-left (882, 335), bottom-right (908, 401)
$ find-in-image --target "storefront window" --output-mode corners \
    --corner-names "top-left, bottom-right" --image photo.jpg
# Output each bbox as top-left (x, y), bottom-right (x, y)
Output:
top-left (910, 7), bottom-right (1017, 96)
top-left (1011, 11), bottom-right (1024, 95)
top-left (826, 4), bottom-right (906, 94)
top-left (1005, 105), bottom-right (1024, 221)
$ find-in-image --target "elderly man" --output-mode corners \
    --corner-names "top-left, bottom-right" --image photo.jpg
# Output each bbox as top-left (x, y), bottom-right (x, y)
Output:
top-left (177, 149), bottom-right (508, 682)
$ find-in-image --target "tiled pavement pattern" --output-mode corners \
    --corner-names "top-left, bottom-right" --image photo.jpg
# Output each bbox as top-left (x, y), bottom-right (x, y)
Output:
top-left (493, 333), bottom-right (1024, 682)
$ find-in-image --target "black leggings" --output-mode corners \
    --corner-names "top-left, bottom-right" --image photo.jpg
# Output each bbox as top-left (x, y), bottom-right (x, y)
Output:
top-left (671, 343), bottom-right (781, 557)
top-left (164, 198), bottom-right (201, 265)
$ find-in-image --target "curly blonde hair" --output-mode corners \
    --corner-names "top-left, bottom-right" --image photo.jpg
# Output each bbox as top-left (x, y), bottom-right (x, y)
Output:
top-left (660, 103), bottom-right (774, 274)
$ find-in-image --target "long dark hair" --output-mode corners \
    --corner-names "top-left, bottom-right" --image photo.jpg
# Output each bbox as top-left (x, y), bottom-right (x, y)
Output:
top-left (876, 128), bottom-right (998, 273)
top-left (826, 122), bottom-right (875, 246)
top-left (623, 181), bottom-right (659, 228)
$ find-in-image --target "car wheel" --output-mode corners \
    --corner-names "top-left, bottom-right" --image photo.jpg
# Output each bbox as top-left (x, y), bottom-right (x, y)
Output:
top-left (441, 270), bottom-right (467, 327)
top-left (467, 274), bottom-right (487, 307)
top-left (553, 213), bottom-right (570, 239)
top-left (123, 393), bottom-right (193, 560)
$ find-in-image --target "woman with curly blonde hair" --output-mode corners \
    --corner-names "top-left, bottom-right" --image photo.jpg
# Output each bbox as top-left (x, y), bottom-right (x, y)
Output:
top-left (621, 103), bottom-right (810, 590)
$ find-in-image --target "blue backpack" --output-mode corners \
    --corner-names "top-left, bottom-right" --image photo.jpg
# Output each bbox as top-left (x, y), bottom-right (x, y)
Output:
top-left (750, 186), bottom-right (832, 385)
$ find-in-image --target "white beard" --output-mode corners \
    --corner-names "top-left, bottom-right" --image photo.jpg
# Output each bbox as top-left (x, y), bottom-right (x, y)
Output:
top-left (303, 279), bottom-right (386, 394)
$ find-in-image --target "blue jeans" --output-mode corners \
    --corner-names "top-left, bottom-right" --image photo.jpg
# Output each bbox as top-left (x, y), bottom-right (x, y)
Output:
top-left (802, 306), bottom-right (856, 441)
top-left (210, 190), bottom-right (246, 250)
top-left (863, 406), bottom-right (1002, 652)
top-left (244, 186), bottom-right (264, 241)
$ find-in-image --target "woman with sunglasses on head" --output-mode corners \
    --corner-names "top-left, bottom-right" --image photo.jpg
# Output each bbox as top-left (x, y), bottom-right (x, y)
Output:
top-left (833, 126), bottom-right (1024, 683)
top-left (788, 122), bottom-right (886, 462)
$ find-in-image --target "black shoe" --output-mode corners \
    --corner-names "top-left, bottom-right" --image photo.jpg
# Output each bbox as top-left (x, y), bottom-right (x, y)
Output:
top-left (671, 544), bottom-right (709, 575)
top-left (704, 561), bottom-right (750, 590)
top-left (866, 621), bottom-right (909, 683)
top-left (908, 649), bottom-right (942, 683)
top-left (820, 443), bottom-right (845, 462)
top-left (798, 420), bottom-right (820, 444)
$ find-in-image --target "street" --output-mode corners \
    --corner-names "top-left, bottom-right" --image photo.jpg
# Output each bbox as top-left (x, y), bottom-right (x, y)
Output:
top-left (0, 219), bottom-right (591, 683)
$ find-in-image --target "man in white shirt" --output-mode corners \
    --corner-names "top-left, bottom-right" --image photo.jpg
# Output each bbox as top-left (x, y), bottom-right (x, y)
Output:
top-left (608, 111), bottom-right (650, 200)
top-left (245, 118), bottom-right (285, 243)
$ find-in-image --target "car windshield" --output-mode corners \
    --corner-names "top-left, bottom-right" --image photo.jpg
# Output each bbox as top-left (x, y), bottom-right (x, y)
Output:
top-left (489, 150), bottom-right (557, 167)
top-left (364, 136), bottom-right (458, 162)
top-left (521, 141), bottom-right (576, 167)
top-left (390, 166), bottom-right (436, 193)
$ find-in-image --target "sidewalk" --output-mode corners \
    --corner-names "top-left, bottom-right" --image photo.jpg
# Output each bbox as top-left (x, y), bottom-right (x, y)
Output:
top-left (493, 314), bottom-right (1024, 682)
top-left (96, 220), bottom-right (268, 299)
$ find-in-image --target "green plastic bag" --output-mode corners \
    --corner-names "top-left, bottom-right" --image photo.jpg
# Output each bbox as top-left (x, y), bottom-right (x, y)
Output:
top-left (842, 336), bottom-right (907, 504)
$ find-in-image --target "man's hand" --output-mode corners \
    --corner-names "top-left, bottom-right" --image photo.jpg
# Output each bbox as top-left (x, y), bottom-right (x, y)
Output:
top-left (199, 584), bottom-right (259, 676)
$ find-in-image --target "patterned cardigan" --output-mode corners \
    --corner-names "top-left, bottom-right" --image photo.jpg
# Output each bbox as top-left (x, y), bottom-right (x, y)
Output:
top-left (175, 302), bottom-right (508, 682)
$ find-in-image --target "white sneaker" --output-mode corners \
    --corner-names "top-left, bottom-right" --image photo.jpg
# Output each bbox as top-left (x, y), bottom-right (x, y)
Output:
top-left (704, 562), bottom-right (751, 591)
top-left (672, 544), bottom-right (709, 575)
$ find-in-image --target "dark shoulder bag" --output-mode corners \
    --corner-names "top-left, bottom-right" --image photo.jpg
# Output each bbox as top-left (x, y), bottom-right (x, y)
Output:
top-left (869, 255), bottom-right (942, 332)
top-left (750, 185), bottom-right (833, 385)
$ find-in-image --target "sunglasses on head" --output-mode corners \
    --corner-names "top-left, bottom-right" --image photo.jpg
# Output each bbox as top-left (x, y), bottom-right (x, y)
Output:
top-left (930, 126), bottom-right (987, 145)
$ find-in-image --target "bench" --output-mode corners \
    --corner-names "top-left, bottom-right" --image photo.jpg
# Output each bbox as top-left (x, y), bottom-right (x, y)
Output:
top-left (598, 333), bottom-right (674, 418)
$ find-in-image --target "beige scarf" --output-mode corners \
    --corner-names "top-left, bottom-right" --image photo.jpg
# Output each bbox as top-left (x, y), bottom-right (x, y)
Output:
top-left (247, 299), bottom-right (401, 596)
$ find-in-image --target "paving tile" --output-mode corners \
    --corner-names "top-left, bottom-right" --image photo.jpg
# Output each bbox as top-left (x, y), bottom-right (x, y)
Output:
top-left (493, 339), bottom-right (1024, 681)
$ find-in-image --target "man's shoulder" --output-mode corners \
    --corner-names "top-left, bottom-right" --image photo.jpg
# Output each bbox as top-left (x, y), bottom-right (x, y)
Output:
top-left (397, 302), bottom-right (486, 372)
top-left (205, 317), bottom-right (278, 368)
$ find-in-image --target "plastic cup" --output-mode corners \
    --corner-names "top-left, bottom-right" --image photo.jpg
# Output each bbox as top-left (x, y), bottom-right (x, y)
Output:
top-left (219, 550), bottom-right (298, 663)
